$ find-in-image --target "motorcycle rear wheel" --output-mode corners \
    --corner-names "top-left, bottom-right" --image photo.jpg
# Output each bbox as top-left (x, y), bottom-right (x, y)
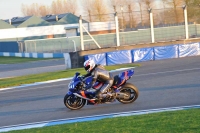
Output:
top-left (117, 83), bottom-right (139, 104)
top-left (64, 94), bottom-right (86, 110)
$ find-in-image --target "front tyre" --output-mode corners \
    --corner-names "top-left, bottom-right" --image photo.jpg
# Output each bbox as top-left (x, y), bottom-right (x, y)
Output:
top-left (64, 94), bottom-right (86, 110)
top-left (117, 83), bottom-right (139, 104)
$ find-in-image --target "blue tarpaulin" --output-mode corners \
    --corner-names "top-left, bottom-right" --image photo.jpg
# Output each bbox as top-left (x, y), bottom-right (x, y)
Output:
top-left (132, 47), bottom-right (154, 62)
top-left (154, 45), bottom-right (178, 60)
top-left (179, 43), bottom-right (199, 57)
top-left (84, 53), bottom-right (106, 65)
top-left (106, 50), bottom-right (132, 65)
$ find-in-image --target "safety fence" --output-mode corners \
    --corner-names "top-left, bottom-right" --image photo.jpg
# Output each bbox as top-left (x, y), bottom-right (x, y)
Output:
top-left (22, 6), bottom-right (200, 53)
top-left (23, 24), bottom-right (200, 53)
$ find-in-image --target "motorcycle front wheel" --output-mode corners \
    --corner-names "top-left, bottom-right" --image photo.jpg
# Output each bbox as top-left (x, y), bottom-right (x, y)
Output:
top-left (64, 94), bottom-right (86, 110)
top-left (117, 83), bottom-right (139, 104)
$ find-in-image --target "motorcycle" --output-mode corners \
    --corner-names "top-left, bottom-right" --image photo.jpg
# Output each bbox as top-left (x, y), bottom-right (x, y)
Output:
top-left (64, 69), bottom-right (139, 110)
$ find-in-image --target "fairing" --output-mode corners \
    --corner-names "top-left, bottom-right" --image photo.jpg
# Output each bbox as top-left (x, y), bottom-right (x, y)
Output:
top-left (114, 69), bottom-right (134, 87)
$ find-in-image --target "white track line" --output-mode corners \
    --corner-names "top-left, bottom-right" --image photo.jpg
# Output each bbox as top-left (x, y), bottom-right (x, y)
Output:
top-left (135, 67), bottom-right (200, 77)
top-left (0, 105), bottom-right (199, 132)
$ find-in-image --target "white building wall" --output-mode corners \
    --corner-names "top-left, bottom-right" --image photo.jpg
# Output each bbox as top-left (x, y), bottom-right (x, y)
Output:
top-left (0, 21), bottom-right (116, 39)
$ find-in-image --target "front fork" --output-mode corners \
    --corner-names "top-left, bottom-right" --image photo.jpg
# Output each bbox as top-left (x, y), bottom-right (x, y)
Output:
top-left (67, 91), bottom-right (77, 103)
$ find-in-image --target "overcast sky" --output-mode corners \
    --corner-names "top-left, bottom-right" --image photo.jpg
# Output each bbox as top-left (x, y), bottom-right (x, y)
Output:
top-left (0, 0), bottom-right (63, 20)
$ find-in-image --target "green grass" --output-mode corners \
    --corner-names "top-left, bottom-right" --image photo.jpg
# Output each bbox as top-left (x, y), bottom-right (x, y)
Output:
top-left (0, 63), bottom-right (140, 88)
top-left (8, 109), bottom-right (200, 133)
top-left (0, 57), bottom-right (56, 64)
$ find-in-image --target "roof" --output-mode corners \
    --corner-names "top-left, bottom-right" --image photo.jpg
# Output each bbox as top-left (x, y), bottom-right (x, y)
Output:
top-left (54, 13), bottom-right (81, 25)
top-left (17, 16), bottom-right (51, 28)
top-left (4, 16), bottom-right (32, 27)
top-left (0, 19), bottom-right (15, 29)
top-left (41, 13), bottom-right (69, 24)
top-left (2, 13), bottom-right (82, 28)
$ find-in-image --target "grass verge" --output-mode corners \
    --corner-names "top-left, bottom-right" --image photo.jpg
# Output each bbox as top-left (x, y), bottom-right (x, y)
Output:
top-left (0, 57), bottom-right (56, 64)
top-left (0, 63), bottom-right (140, 88)
top-left (8, 109), bottom-right (200, 133)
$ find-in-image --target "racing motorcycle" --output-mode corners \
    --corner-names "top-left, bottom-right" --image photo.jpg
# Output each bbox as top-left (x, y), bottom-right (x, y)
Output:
top-left (64, 69), bottom-right (139, 110)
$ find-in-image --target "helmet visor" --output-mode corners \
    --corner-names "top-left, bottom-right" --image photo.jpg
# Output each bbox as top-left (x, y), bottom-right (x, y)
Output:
top-left (84, 65), bottom-right (90, 71)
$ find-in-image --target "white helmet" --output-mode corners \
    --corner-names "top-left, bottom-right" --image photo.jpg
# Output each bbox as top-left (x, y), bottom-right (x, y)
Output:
top-left (84, 59), bottom-right (95, 73)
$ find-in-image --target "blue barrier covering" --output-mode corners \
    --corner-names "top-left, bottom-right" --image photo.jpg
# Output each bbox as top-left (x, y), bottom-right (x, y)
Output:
top-left (179, 43), bottom-right (199, 57)
top-left (106, 50), bottom-right (132, 65)
top-left (84, 53), bottom-right (107, 65)
top-left (132, 48), bottom-right (154, 62)
top-left (0, 42), bottom-right (19, 52)
top-left (154, 45), bottom-right (178, 60)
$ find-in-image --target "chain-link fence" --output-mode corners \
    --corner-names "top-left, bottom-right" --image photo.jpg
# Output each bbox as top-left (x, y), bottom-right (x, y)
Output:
top-left (153, 7), bottom-right (186, 42)
top-left (187, 6), bottom-right (200, 38)
top-left (23, 6), bottom-right (200, 53)
top-left (24, 37), bottom-right (81, 53)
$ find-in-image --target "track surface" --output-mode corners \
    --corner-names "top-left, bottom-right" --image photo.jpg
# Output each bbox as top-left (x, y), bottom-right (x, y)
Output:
top-left (0, 56), bottom-right (200, 127)
top-left (0, 59), bottom-right (65, 79)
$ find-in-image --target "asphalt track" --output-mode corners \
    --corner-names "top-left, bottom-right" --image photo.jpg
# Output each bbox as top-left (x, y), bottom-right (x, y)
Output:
top-left (0, 56), bottom-right (200, 127)
top-left (0, 59), bottom-right (65, 79)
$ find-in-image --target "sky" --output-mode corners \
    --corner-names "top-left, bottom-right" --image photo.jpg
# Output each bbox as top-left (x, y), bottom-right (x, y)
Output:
top-left (0, 0), bottom-right (57, 20)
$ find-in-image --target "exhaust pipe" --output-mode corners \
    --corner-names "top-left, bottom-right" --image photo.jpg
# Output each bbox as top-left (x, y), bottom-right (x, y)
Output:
top-left (116, 92), bottom-right (129, 99)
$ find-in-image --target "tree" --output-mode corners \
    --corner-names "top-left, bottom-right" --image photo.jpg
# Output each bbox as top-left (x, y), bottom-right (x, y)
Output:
top-left (126, 0), bottom-right (138, 28)
top-left (66, 0), bottom-right (77, 14)
top-left (164, 0), bottom-right (184, 23)
top-left (82, 0), bottom-right (109, 22)
top-left (141, 0), bottom-right (156, 26)
top-left (39, 5), bottom-right (50, 16)
top-left (21, 3), bottom-right (50, 16)
top-left (137, 0), bottom-right (145, 26)
top-left (82, 0), bottom-right (93, 21)
top-left (21, 0), bottom-right (78, 17)
top-left (51, 0), bottom-right (78, 15)
top-left (183, 0), bottom-right (200, 23)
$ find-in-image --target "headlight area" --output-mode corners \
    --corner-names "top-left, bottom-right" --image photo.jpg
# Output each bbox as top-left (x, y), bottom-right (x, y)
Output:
top-left (68, 82), bottom-right (84, 92)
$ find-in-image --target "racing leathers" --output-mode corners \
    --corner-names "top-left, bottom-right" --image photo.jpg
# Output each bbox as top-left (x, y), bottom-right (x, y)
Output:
top-left (83, 64), bottom-right (114, 99)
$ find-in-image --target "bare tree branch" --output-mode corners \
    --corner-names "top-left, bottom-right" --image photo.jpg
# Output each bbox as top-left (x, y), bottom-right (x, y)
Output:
top-left (82, 0), bottom-right (109, 22)
top-left (21, 0), bottom-right (78, 17)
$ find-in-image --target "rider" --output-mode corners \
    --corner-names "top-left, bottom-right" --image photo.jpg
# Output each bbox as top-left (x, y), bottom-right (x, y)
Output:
top-left (83, 59), bottom-right (114, 100)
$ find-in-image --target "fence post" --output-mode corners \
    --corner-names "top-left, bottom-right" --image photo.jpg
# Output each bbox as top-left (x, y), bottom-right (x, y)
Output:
top-left (79, 15), bottom-right (84, 50)
top-left (115, 13), bottom-right (120, 46)
top-left (149, 8), bottom-right (155, 43)
top-left (183, 5), bottom-right (189, 39)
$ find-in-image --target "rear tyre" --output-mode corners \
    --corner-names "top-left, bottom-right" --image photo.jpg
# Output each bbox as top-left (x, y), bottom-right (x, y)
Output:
top-left (64, 94), bottom-right (86, 110)
top-left (117, 83), bottom-right (139, 104)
